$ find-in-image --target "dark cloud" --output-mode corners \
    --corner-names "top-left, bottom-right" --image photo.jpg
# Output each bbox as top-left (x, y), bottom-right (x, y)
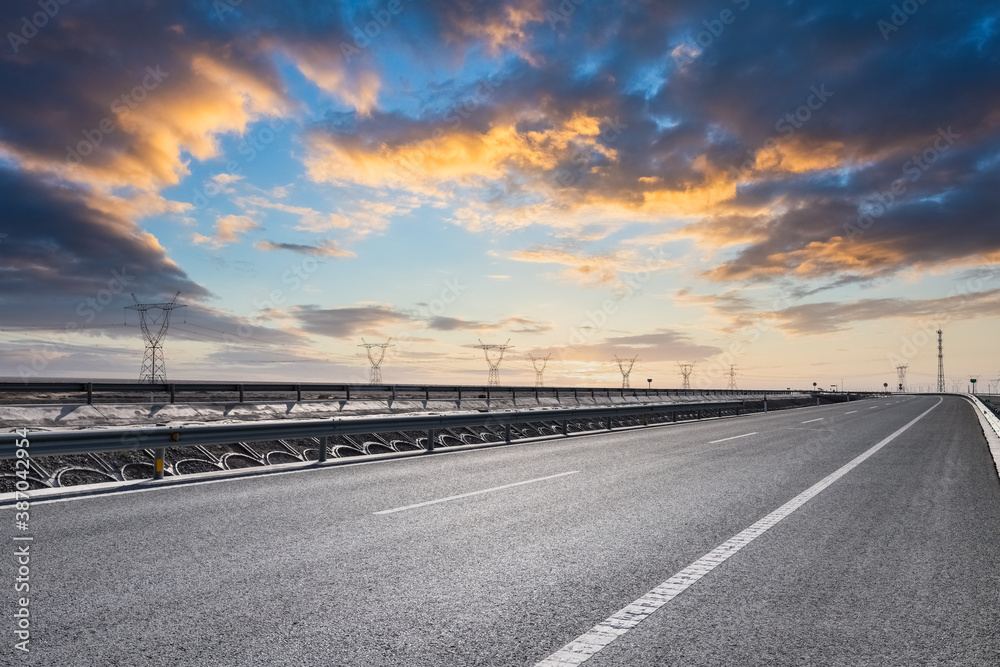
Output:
top-left (558, 329), bottom-right (722, 363)
top-left (292, 305), bottom-right (415, 338)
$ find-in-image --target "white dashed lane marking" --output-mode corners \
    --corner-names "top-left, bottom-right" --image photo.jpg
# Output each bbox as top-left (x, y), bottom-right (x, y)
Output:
top-left (375, 471), bottom-right (580, 515)
top-left (708, 432), bottom-right (758, 444)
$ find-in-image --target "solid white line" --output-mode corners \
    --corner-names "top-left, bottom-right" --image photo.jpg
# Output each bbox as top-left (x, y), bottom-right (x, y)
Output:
top-left (375, 471), bottom-right (580, 515)
top-left (801, 418), bottom-right (824, 424)
top-left (708, 432), bottom-right (757, 444)
top-left (535, 397), bottom-right (943, 667)
top-left (844, 411), bottom-right (858, 414)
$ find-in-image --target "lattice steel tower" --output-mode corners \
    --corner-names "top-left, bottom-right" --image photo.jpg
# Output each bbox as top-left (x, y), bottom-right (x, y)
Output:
top-left (895, 364), bottom-right (908, 392)
top-left (124, 292), bottom-right (186, 384)
top-left (678, 363), bottom-right (695, 390)
top-left (359, 338), bottom-right (394, 385)
top-left (936, 330), bottom-right (945, 393)
top-left (478, 339), bottom-right (512, 386)
top-left (614, 355), bottom-right (638, 389)
top-left (528, 353), bottom-right (550, 388)
top-left (726, 365), bottom-right (739, 390)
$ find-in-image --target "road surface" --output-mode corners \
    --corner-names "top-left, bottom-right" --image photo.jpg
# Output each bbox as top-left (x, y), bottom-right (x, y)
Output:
top-left (6, 395), bottom-right (1000, 665)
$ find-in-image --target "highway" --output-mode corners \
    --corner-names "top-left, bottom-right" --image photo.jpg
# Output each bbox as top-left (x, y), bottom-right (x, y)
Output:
top-left (7, 395), bottom-right (1000, 665)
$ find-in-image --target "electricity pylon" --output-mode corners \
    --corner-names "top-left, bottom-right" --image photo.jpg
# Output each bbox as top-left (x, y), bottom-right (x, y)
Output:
top-left (678, 362), bottom-right (695, 390)
top-left (895, 364), bottom-right (908, 392)
top-left (936, 330), bottom-right (945, 393)
top-left (614, 355), bottom-right (638, 389)
top-left (478, 339), bottom-right (512, 386)
top-left (124, 292), bottom-right (186, 383)
top-left (725, 365), bottom-right (739, 390)
top-left (359, 338), bottom-right (394, 385)
top-left (528, 353), bottom-right (550, 388)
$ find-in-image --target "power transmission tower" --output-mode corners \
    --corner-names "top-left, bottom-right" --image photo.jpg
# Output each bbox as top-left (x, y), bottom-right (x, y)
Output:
top-left (478, 339), bottom-right (512, 386)
top-left (725, 365), bottom-right (739, 390)
top-left (613, 355), bottom-right (638, 389)
top-left (528, 353), bottom-right (550, 388)
top-left (936, 330), bottom-right (945, 393)
top-left (359, 338), bottom-right (394, 385)
top-left (124, 292), bottom-right (186, 384)
top-left (895, 364), bottom-right (908, 392)
top-left (678, 363), bottom-right (695, 390)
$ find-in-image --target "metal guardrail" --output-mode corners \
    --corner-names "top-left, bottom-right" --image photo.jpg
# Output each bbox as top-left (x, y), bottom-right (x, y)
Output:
top-left (2, 400), bottom-right (757, 460)
top-left (0, 381), bottom-right (790, 405)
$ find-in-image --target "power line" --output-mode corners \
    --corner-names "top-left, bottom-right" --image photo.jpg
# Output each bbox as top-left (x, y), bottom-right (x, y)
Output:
top-left (613, 355), bottom-right (639, 389)
top-left (477, 339), bottom-right (513, 386)
top-left (528, 353), bottom-right (551, 387)
top-left (358, 337), bottom-right (394, 385)
top-left (678, 362), bottom-right (695, 390)
top-left (124, 292), bottom-right (186, 383)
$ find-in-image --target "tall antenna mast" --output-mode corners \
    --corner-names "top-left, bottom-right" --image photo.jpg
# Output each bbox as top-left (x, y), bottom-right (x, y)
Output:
top-left (678, 362), bottom-right (695, 390)
top-left (613, 355), bottom-right (638, 389)
top-left (726, 365), bottom-right (739, 390)
top-left (477, 339), bottom-right (512, 386)
top-left (936, 330), bottom-right (945, 393)
top-left (359, 337), bottom-right (394, 385)
top-left (895, 364), bottom-right (908, 393)
top-left (124, 292), bottom-right (186, 383)
top-left (528, 353), bottom-right (551, 388)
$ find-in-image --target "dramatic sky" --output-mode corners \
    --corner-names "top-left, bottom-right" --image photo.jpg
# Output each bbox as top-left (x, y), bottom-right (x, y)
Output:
top-left (1, 0), bottom-right (998, 390)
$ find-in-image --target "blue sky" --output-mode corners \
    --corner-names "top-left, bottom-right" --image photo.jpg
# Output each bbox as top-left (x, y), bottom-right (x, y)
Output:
top-left (0, 0), bottom-right (998, 391)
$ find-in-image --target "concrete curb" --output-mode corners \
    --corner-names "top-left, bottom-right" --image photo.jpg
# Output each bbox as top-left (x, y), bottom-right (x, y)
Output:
top-left (964, 394), bottom-right (1000, 480)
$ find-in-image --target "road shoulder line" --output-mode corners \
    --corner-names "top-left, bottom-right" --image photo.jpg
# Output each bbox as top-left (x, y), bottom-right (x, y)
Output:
top-left (534, 396), bottom-right (943, 667)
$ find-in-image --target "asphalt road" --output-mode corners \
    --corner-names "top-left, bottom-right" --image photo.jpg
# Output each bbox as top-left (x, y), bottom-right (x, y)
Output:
top-left (5, 395), bottom-right (1000, 666)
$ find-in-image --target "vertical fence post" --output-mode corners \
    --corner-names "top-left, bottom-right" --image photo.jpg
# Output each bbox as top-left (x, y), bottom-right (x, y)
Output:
top-left (318, 436), bottom-right (329, 462)
top-left (153, 447), bottom-right (165, 480)
top-left (504, 423), bottom-right (511, 443)
top-left (238, 385), bottom-right (244, 402)
top-left (296, 385), bottom-right (302, 402)
top-left (169, 384), bottom-right (176, 404)
top-left (426, 428), bottom-right (435, 452)
top-left (606, 415), bottom-right (612, 430)
top-left (562, 420), bottom-right (569, 436)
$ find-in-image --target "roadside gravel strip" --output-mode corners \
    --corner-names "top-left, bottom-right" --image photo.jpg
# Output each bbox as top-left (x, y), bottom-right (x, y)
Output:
top-left (967, 394), bottom-right (1000, 478)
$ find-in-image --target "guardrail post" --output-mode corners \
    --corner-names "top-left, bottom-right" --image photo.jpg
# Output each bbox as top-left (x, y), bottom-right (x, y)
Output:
top-left (562, 420), bottom-right (569, 436)
top-left (606, 415), bottom-right (612, 430)
top-left (238, 385), bottom-right (244, 402)
top-left (425, 386), bottom-right (430, 401)
top-left (486, 386), bottom-right (490, 402)
top-left (153, 447), bottom-right (165, 480)
top-left (391, 385), bottom-right (397, 401)
top-left (346, 386), bottom-right (351, 401)
top-left (457, 387), bottom-right (462, 403)
top-left (697, 409), bottom-right (702, 419)
top-left (86, 382), bottom-right (93, 405)
top-left (318, 436), bottom-right (329, 462)
top-left (426, 428), bottom-right (435, 452)
top-left (764, 395), bottom-right (768, 413)
top-left (169, 384), bottom-right (176, 404)
top-left (504, 423), bottom-right (511, 443)
top-left (534, 387), bottom-right (539, 402)
top-left (296, 385), bottom-right (302, 402)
